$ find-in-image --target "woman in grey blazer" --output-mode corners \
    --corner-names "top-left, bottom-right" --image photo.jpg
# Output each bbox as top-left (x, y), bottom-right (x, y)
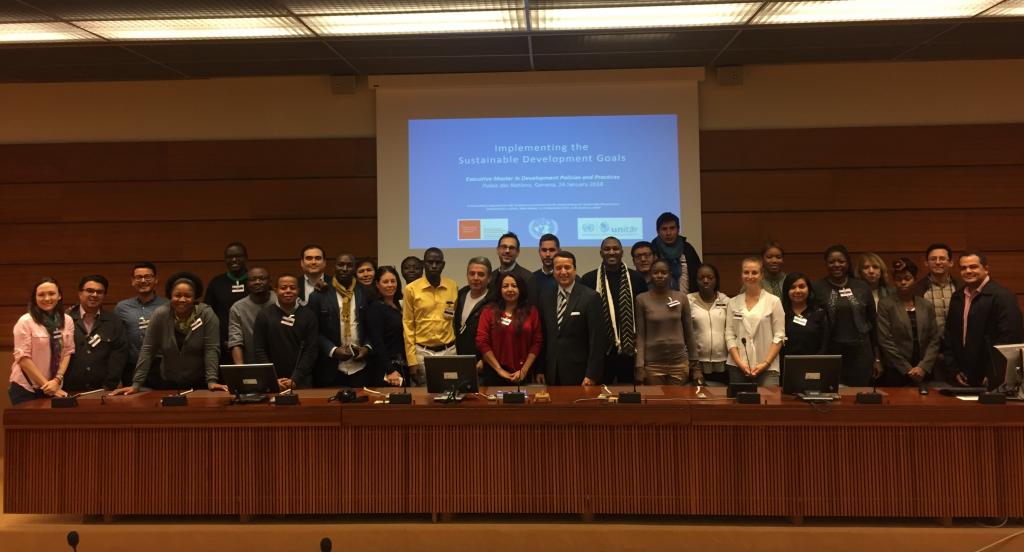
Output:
top-left (876, 258), bottom-right (939, 387)
top-left (113, 272), bottom-right (228, 394)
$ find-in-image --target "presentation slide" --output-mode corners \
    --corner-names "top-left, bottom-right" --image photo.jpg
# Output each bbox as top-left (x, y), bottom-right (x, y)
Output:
top-left (408, 114), bottom-right (680, 249)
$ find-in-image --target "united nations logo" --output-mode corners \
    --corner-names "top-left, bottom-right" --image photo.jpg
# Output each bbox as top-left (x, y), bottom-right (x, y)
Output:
top-left (528, 218), bottom-right (558, 239)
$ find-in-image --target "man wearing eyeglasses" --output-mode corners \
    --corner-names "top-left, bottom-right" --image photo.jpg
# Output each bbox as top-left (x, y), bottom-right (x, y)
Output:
top-left (114, 262), bottom-right (168, 386)
top-left (65, 275), bottom-right (128, 392)
top-left (630, 240), bottom-right (655, 286)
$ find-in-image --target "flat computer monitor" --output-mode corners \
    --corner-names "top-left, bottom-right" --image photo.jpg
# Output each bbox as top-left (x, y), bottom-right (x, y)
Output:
top-left (782, 355), bottom-right (842, 396)
top-left (992, 343), bottom-right (1024, 392)
top-left (221, 363), bottom-right (280, 397)
top-left (425, 355), bottom-right (479, 395)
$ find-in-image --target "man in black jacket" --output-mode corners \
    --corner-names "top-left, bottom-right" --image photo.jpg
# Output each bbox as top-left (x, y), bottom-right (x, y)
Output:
top-left (308, 254), bottom-right (371, 387)
top-left (65, 275), bottom-right (128, 392)
top-left (945, 251), bottom-right (1024, 387)
top-left (454, 257), bottom-right (493, 371)
top-left (538, 251), bottom-right (606, 385)
top-left (581, 237), bottom-right (648, 384)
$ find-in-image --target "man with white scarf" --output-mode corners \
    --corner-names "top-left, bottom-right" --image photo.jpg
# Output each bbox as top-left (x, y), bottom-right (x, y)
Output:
top-left (581, 236), bottom-right (649, 385)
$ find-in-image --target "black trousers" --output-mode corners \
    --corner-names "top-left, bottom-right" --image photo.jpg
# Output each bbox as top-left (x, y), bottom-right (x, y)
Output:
top-left (8, 383), bottom-right (45, 405)
top-left (602, 352), bottom-right (637, 384)
top-left (830, 339), bottom-right (874, 387)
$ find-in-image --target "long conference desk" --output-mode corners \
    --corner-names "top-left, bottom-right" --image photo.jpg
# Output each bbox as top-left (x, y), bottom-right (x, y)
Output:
top-left (4, 385), bottom-right (1024, 520)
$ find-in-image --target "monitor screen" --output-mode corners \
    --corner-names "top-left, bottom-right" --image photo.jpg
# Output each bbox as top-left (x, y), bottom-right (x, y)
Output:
top-left (782, 355), bottom-right (842, 395)
top-left (424, 355), bottom-right (480, 395)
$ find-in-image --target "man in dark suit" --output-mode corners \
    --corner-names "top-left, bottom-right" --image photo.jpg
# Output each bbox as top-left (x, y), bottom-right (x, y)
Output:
top-left (493, 232), bottom-right (533, 296)
top-left (307, 253), bottom-right (371, 387)
top-left (581, 236), bottom-right (648, 384)
top-left (945, 251), bottom-right (1023, 387)
top-left (299, 244), bottom-right (332, 305)
top-left (538, 251), bottom-right (606, 386)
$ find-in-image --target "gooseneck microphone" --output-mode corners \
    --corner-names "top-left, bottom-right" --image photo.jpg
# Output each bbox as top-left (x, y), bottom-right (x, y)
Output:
top-left (741, 337), bottom-right (753, 377)
top-left (67, 530), bottom-right (79, 551)
top-left (320, 537), bottom-right (332, 552)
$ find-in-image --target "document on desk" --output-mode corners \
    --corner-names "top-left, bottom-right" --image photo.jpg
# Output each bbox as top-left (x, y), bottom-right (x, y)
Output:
top-left (955, 396), bottom-right (979, 401)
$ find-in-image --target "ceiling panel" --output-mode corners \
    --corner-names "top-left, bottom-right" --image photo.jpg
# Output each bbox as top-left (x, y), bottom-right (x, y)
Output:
top-left (0, 4), bottom-right (53, 22)
top-left (129, 40), bottom-right (337, 62)
top-left (167, 58), bottom-right (356, 77)
top-left (349, 54), bottom-right (531, 73)
top-left (532, 30), bottom-right (735, 54)
top-left (6, 62), bottom-right (183, 81)
top-left (535, 50), bottom-right (718, 70)
top-left (18, 0), bottom-right (290, 20)
top-left (729, 22), bottom-right (949, 49)
top-left (330, 35), bottom-right (528, 57)
top-left (714, 44), bottom-right (906, 65)
top-left (282, 1), bottom-right (524, 15)
top-left (0, 44), bottom-right (141, 66)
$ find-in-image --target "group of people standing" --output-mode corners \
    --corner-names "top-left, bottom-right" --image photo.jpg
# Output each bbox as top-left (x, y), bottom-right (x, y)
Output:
top-left (9, 211), bottom-right (1023, 405)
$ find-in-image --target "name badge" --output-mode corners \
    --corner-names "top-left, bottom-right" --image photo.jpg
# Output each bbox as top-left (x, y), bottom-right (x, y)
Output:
top-left (733, 310), bottom-right (744, 320)
top-left (715, 301), bottom-right (728, 308)
top-left (500, 314), bottom-right (512, 326)
top-left (793, 315), bottom-right (808, 327)
top-left (839, 287), bottom-right (853, 298)
top-left (231, 283), bottom-right (245, 293)
top-left (88, 334), bottom-right (102, 348)
top-left (138, 317), bottom-right (149, 331)
top-left (190, 318), bottom-right (204, 331)
top-left (667, 299), bottom-right (681, 308)
top-left (443, 301), bottom-right (455, 320)
top-left (570, 311), bottom-right (582, 317)
top-left (281, 314), bottom-right (295, 327)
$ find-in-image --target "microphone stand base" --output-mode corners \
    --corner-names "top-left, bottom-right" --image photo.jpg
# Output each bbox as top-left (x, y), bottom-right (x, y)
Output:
top-left (618, 391), bottom-right (642, 404)
top-left (51, 396), bottom-right (78, 408)
top-left (980, 392), bottom-right (1007, 405)
top-left (736, 392), bottom-right (761, 404)
top-left (855, 391), bottom-right (883, 404)
top-left (388, 392), bottom-right (413, 404)
top-left (502, 392), bottom-right (526, 404)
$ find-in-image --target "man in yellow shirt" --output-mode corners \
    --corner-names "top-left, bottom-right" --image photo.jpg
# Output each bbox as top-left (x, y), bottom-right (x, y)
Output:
top-left (403, 247), bottom-right (459, 386)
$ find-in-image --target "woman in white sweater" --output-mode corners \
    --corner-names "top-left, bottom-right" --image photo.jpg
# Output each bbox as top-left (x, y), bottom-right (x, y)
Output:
top-left (725, 258), bottom-right (786, 386)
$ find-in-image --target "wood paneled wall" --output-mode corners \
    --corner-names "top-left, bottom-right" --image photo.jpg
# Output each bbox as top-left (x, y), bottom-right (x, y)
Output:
top-left (1, 123), bottom-right (1022, 356)
top-left (700, 124), bottom-right (1024, 312)
top-left (0, 138), bottom-right (377, 351)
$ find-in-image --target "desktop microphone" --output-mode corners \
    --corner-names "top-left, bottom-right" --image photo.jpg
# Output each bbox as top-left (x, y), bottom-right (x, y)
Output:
top-left (388, 361), bottom-right (413, 404)
top-left (320, 537), bottom-right (332, 552)
top-left (67, 530), bottom-right (79, 551)
top-left (855, 362), bottom-right (883, 404)
top-left (275, 343), bottom-right (303, 405)
top-left (741, 338), bottom-right (753, 377)
top-left (619, 370), bottom-right (642, 404)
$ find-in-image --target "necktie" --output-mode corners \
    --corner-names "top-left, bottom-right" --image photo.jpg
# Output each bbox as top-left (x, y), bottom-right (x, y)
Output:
top-left (557, 289), bottom-right (568, 328)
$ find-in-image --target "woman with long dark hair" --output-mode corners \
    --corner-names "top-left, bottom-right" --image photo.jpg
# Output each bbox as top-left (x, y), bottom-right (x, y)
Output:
top-left (780, 272), bottom-right (829, 358)
top-left (9, 277), bottom-right (75, 405)
top-left (364, 266), bottom-right (407, 386)
top-left (476, 272), bottom-right (543, 386)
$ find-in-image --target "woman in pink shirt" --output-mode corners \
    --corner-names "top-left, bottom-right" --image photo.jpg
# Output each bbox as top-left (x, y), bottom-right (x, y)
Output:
top-left (9, 278), bottom-right (75, 405)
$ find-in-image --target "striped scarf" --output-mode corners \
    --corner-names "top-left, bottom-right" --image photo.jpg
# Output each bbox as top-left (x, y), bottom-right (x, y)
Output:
top-left (332, 277), bottom-right (356, 341)
top-left (596, 264), bottom-right (636, 356)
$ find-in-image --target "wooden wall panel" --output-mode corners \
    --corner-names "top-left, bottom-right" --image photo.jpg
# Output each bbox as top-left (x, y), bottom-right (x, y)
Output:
top-left (700, 123), bottom-right (1024, 317)
top-left (700, 124), bottom-right (1024, 170)
top-left (0, 138), bottom-right (377, 348)
top-left (0, 178), bottom-right (376, 223)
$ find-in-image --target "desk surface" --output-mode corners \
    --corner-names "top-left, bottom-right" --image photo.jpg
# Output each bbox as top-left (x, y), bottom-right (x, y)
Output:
top-left (5, 385), bottom-right (1023, 428)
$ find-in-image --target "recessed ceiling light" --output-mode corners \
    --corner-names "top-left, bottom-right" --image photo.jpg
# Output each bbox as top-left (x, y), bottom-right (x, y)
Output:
top-left (302, 10), bottom-right (524, 35)
top-left (532, 3), bottom-right (762, 31)
top-left (0, 22), bottom-right (97, 43)
top-left (75, 17), bottom-right (312, 41)
top-left (753, 0), bottom-right (1002, 25)
top-left (982, 0), bottom-right (1024, 16)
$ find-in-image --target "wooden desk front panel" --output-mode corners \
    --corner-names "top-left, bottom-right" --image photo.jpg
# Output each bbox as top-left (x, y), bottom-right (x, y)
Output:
top-left (4, 389), bottom-right (1023, 517)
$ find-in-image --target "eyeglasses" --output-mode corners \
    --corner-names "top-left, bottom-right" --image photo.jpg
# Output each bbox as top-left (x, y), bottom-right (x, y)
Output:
top-left (132, 275), bottom-right (155, 282)
top-left (81, 288), bottom-right (105, 295)
top-left (633, 252), bottom-right (653, 260)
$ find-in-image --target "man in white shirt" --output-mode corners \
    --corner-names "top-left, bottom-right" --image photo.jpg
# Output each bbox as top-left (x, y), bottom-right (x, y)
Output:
top-left (307, 254), bottom-right (371, 387)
